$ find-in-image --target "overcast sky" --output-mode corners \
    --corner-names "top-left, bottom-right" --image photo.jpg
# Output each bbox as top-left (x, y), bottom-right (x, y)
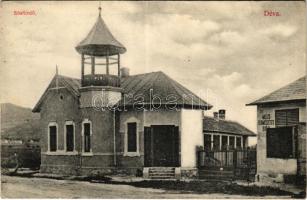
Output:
top-left (0, 1), bottom-right (306, 135)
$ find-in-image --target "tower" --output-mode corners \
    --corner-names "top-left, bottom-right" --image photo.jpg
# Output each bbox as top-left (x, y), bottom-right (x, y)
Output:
top-left (76, 7), bottom-right (126, 108)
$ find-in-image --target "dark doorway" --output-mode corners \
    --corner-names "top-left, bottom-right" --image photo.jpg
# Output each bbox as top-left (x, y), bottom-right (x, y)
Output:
top-left (144, 125), bottom-right (179, 167)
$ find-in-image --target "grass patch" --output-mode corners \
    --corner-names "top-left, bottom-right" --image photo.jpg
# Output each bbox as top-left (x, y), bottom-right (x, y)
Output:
top-left (109, 180), bottom-right (297, 197)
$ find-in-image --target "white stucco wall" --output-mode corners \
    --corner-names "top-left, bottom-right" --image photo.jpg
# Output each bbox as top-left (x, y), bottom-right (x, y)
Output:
top-left (143, 109), bottom-right (181, 127)
top-left (257, 101), bottom-right (306, 176)
top-left (80, 88), bottom-right (121, 108)
top-left (180, 109), bottom-right (203, 168)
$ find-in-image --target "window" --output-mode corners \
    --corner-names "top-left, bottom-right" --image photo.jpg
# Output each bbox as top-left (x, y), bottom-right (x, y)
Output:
top-left (229, 136), bottom-right (235, 150)
top-left (48, 123), bottom-right (57, 152)
top-left (127, 122), bottom-right (137, 152)
top-left (267, 127), bottom-right (296, 159)
top-left (275, 109), bottom-right (299, 127)
top-left (213, 135), bottom-right (220, 150)
top-left (236, 137), bottom-right (242, 149)
top-left (65, 122), bottom-right (74, 152)
top-left (82, 120), bottom-right (92, 153)
top-left (221, 135), bottom-right (228, 150)
top-left (204, 134), bottom-right (212, 150)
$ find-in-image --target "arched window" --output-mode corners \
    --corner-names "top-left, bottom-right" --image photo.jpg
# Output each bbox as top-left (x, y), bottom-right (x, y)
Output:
top-left (124, 117), bottom-right (140, 156)
top-left (64, 121), bottom-right (75, 152)
top-left (82, 119), bottom-right (92, 154)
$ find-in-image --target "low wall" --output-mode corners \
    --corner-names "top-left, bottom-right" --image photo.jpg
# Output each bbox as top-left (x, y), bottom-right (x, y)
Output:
top-left (1, 144), bottom-right (40, 169)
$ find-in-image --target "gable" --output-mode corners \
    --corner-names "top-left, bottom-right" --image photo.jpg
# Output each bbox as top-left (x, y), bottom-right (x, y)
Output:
top-left (32, 75), bottom-right (80, 112)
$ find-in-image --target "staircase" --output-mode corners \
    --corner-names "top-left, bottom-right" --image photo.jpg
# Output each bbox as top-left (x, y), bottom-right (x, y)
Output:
top-left (145, 167), bottom-right (176, 179)
top-left (198, 168), bottom-right (234, 181)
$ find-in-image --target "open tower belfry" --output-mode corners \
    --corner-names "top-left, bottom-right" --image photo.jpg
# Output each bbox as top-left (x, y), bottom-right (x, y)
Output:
top-left (75, 6), bottom-right (126, 88)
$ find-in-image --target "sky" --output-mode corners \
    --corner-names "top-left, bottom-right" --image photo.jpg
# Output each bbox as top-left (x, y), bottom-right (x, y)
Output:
top-left (0, 1), bottom-right (306, 138)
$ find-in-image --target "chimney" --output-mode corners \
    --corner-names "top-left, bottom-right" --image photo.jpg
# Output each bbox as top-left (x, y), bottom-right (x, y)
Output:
top-left (120, 67), bottom-right (129, 78)
top-left (213, 112), bottom-right (219, 120)
top-left (218, 109), bottom-right (226, 120)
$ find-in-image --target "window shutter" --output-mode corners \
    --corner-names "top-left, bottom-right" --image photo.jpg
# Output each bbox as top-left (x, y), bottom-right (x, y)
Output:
top-left (276, 109), bottom-right (299, 127)
top-left (275, 110), bottom-right (287, 127)
top-left (287, 109), bottom-right (299, 126)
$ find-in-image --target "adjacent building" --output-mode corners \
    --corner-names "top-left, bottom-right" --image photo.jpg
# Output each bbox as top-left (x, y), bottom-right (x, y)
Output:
top-left (203, 110), bottom-right (256, 151)
top-left (247, 76), bottom-right (306, 183)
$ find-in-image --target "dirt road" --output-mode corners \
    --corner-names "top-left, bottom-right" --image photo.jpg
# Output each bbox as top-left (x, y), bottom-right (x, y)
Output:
top-left (1, 176), bottom-right (291, 198)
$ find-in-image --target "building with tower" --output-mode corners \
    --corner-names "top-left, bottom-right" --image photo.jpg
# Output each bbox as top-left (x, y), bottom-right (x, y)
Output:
top-left (32, 8), bottom-right (256, 179)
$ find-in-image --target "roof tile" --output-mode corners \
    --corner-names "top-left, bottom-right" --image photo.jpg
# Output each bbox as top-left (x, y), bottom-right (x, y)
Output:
top-left (203, 116), bottom-right (256, 136)
top-left (247, 76), bottom-right (306, 105)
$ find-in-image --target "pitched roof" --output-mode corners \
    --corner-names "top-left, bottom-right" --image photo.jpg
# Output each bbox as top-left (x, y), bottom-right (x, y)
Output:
top-left (75, 15), bottom-right (126, 56)
top-left (247, 76), bottom-right (306, 105)
top-left (119, 71), bottom-right (212, 109)
top-left (33, 71), bottom-right (212, 112)
top-left (203, 116), bottom-right (256, 136)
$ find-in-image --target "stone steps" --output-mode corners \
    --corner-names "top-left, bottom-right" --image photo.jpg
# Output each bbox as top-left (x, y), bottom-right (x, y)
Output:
top-left (145, 167), bottom-right (176, 179)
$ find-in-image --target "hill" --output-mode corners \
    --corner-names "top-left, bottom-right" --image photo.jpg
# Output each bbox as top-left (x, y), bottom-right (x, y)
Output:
top-left (1, 103), bottom-right (40, 142)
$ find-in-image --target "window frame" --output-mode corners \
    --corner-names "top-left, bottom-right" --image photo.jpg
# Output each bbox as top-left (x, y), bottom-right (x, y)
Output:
top-left (48, 122), bottom-right (58, 153)
top-left (82, 119), bottom-right (93, 156)
top-left (124, 117), bottom-right (140, 157)
top-left (64, 121), bottom-right (76, 153)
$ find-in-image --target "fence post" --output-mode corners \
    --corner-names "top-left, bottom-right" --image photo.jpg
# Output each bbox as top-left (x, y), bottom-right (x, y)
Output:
top-left (233, 149), bottom-right (237, 177)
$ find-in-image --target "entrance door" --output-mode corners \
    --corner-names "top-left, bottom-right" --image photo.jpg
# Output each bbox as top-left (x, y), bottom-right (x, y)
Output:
top-left (144, 125), bottom-right (179, 167)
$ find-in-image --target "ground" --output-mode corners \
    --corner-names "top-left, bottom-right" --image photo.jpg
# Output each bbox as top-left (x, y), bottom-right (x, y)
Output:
top-left (1, 175), bottom-right (295, 199)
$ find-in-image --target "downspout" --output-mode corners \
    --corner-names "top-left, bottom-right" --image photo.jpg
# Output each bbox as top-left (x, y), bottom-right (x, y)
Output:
top-left (79, 120), bottom-right (83, 175)
top-left (113, 110), bottom-right (117, 166)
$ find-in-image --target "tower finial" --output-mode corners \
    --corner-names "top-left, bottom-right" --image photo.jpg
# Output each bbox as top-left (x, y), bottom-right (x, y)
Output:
top-left (55, 64), bottom-right (59, 92)
top-left (98, 2), bottom-right (102, 17)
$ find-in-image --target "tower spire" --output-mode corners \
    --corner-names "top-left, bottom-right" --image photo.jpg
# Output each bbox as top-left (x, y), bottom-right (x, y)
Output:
top-left (55, 64), bottom-right (59, 92)
top-left (98, 2), bottom-right (101, 17)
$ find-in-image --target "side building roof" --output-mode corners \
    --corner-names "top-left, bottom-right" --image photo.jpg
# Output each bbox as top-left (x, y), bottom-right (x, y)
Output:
top-left (203, 116), bottom-right (256, 136)
top-left (247, 76), bottom-right (306, 106)
top-left (33, 71), bottom-right (212, 112)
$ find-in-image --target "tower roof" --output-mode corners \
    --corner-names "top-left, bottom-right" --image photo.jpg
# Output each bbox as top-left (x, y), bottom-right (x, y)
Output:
top-left (75, 9), bottom-right (126, 56)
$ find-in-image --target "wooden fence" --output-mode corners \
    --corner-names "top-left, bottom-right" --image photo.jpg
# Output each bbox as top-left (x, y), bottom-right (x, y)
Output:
top-left (197, 148), bottom-right (256, 179)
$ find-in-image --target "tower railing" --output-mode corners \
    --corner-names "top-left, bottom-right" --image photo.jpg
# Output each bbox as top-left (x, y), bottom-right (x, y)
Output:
top-left (81, 74), bottom-right (120, 87)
